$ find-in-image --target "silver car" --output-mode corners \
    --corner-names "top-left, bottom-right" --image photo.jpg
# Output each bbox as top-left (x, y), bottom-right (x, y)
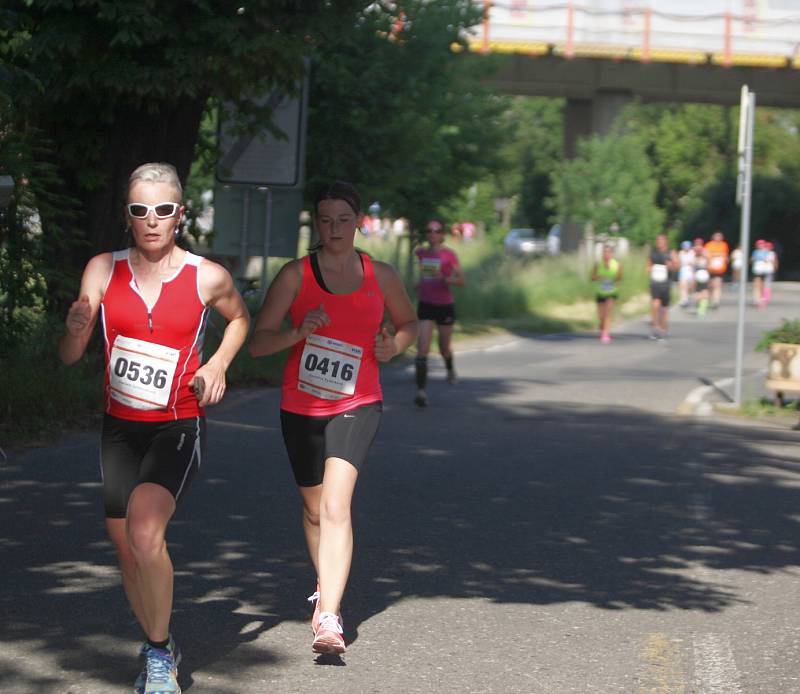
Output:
top-left (503, 228), bottom-right (548, 256)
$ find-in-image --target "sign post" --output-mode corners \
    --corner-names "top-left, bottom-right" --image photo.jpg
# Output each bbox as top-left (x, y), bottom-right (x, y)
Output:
top-left (734, 85), bottom-right (755, 406)
top-left (214, 65), bottom-right (309, 296)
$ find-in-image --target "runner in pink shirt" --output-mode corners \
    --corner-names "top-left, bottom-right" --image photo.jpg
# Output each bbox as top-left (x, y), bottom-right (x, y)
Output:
top-left (413, 219), bottom-right (465, 407)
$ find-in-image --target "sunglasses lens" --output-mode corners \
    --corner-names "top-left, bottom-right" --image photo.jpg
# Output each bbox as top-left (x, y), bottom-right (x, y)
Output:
top-left (155, 203), bottom-right (177, 218)
top-left (128, 204), bottom-right (148, 218)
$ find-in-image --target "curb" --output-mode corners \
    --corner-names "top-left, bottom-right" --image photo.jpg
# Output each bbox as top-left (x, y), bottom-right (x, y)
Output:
top-left (677, 371), bottom-right (767, 417)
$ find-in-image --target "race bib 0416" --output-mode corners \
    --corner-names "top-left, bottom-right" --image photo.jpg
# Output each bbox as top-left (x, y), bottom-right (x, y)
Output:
top-left (108, 335), bottom-right (179, 410)
top-left (298, 334), bottom-right (363, 401)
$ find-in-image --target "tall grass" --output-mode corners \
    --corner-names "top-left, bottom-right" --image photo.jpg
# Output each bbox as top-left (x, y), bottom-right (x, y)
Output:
top-left (358, 236), bottom-right (650, 330)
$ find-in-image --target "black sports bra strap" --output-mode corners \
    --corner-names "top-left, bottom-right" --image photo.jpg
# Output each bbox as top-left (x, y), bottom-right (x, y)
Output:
top-left (309, 252), bottom-right (365, 295)
top-left (309, 253), bottom-right (331, 293)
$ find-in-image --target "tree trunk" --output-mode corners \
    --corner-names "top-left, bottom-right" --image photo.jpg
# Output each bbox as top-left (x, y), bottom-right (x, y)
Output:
top-left (43, 96), bottom-right (208, 310)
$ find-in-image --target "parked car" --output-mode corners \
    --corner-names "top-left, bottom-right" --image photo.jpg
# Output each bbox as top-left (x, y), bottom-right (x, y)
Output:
top-left (503, 228), bottom-right (549, 256)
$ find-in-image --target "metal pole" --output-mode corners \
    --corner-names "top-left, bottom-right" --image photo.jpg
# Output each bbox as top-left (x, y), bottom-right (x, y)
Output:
top-left (260, 187), bottom-right (273, 301)
top-left (239, 188), bottom-right (251, 284)
top-left (734, 91), bottom-right (755, 406)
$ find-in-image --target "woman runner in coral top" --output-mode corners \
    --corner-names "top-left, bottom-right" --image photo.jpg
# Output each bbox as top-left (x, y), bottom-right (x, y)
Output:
top-left (249, 181), bottom-right (417, 655)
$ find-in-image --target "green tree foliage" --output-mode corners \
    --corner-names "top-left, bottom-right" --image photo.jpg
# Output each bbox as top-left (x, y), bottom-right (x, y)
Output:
top-left (552, 133), bottom-right (664, 245)
top-left (504, 97), bottom-right (563, 230)
top-left (306, 0), bottom-right (507, 231)
top-left (2, 0), bottom-right (363, 304)
top-left (623, 102), bottom-right (735, 232)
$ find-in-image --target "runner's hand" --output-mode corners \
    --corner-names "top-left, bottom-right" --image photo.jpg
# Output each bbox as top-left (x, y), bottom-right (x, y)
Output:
top-left (65, 295), bottom-right (93, 336)
top-left (297, 304), bottom-right (330, 339)
top-left (191, 375), bottom-right (206, 403)
top-left (374, 325), bottom-right (397, 362)
top-left (191, 362), bottom-right (225, 407)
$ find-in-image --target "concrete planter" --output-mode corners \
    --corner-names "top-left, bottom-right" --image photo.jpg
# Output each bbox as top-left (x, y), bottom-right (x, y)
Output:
top-left (766, 342), bottom-right (800, 395)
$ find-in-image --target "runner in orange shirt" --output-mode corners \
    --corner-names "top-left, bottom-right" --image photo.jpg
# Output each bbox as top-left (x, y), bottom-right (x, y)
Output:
top-left (704, 231), bottom-right (730, 309)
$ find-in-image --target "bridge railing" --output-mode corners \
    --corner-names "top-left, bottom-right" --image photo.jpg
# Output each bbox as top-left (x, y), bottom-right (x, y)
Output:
top-left (474, 1), bottom-right (800, 68)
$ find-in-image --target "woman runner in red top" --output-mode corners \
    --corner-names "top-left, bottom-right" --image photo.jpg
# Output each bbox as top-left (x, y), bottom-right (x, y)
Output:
top-left (250, 181), bottom-right (417, 655)
top-left (59, 162), bottom-right (249, 693)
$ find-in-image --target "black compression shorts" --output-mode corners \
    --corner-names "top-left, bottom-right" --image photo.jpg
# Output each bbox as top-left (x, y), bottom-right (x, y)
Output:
top-left (650, 282), bottom-right (671, 307)
top-left (280, 402), bottom-right (383, 487)
top-left (417, 301), bottom-right (456, 326)
top-left (100, 414), bottom-right (206, 518)
top-left (595, 294), bottom-right (618, 303)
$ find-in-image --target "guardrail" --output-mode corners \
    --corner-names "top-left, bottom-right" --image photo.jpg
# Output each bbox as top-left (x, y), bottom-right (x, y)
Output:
top-left (474, 1), bottom-right (800, 69)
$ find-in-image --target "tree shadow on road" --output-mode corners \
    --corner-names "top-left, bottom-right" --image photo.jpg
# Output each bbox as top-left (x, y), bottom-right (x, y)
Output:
top-left (3, 379), bottom-right (800, 690)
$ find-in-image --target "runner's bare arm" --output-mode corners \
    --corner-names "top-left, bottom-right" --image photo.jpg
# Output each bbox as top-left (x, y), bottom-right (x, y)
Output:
top-left (669, 250), bottom-right (679, 270)
top-left (59, 253), bottom-right (112, 365)
top-left (195, 260), bottom-right (250, 407)
top-left (374, 262), bottom-right (418, 361)
top-left (249, 260), bottom-right (330, 357)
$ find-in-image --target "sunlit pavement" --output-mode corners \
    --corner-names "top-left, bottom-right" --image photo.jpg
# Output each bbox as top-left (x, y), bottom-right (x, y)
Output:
top-left (3, 282), bottom-right (800, 693)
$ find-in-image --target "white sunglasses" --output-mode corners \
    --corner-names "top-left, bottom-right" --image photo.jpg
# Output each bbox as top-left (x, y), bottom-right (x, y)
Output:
top-left (127, 202), bottom-right (180, 219)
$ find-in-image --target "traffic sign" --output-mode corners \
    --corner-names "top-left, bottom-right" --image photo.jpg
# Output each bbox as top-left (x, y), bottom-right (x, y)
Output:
top-left (216, 70), bottom-right (309, 188)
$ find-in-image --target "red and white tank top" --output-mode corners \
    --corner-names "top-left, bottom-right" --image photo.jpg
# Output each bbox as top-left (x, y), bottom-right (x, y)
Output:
top-left (100, 249), bottom-right (208, 421)
top-left (281, 253), bottom-right (385, 416)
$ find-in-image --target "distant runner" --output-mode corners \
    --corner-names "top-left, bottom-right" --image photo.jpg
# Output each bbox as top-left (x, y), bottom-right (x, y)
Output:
top-left (413, 219), bottom-right (465, 407)
top-left (677, 240), bottom-right (695, 308)
top-left (591, 244), bottom-right (622, 343)
top-left (692, 238), bottom-right (710, 318)
top-left (704, 230), bottom-right (730, 309)
top-left (648, 233), bottom-right (677, 341)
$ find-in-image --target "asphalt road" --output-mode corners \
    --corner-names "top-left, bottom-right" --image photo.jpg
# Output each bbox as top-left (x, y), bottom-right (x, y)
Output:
top-left (3, 282), bottom-right (800, 693)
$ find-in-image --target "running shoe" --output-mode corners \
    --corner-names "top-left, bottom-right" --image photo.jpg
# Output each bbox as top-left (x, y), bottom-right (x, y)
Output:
top-left (142, 646), bottom-right (180, 694)
top-left (308, 586), bottom-right (342, 634)
top-left (600, 333), bottom-right (611, 344)
top-left (312, 611), bottom-right (346, 655)
top-left (446, 368), bottom-right (457, 385)
top-left (414, 389), bottom-right (428, 407)
top-left (134, 637), bottom-right (181, 694)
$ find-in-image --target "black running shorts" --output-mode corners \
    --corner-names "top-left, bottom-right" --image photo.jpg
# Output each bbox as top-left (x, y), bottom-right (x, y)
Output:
top-left (650, 282), bottom-right (671, 307)
top-left (595, 293), bottom-right (618, 303)
top-left (417, 301), bottom-right (456, 326)
top-left (100, 414), bottom-right (206, 518)
top-left (280, 402), bottom-right (383, 487)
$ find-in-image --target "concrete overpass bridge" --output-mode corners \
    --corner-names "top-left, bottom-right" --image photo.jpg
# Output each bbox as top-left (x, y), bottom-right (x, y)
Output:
top-left (470, 1), bottom-right (800, 247)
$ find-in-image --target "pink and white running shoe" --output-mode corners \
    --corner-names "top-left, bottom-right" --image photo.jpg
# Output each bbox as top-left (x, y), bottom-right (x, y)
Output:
top-left (312, 612), bottom-right (346, 655)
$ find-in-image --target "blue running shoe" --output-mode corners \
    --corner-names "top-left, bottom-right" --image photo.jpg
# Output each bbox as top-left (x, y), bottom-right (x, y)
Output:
top-left (134, 636), bottom-right (181, 694)
top-left (143, 647), bottom-right (179, 694)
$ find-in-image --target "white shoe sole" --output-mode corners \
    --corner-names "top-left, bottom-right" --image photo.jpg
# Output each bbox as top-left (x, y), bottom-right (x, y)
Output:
top-left (312, 633), bottom-right (346, 655)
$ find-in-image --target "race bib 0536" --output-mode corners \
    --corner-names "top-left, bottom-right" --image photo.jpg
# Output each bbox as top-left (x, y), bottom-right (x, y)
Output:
top-left (109, 335), bottom-right (179, 410)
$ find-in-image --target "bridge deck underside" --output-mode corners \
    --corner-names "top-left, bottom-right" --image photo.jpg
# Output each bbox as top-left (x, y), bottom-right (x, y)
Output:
top-left (486, 54), bottom-right (800, 109)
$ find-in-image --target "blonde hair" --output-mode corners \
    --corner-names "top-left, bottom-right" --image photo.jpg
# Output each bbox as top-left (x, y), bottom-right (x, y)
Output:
top-left (127, 162), bottom-right (182, 199)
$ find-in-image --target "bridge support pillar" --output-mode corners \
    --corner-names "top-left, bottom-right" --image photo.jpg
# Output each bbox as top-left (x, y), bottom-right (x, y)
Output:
top-left (560, 91), bottom-right (632, 251)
